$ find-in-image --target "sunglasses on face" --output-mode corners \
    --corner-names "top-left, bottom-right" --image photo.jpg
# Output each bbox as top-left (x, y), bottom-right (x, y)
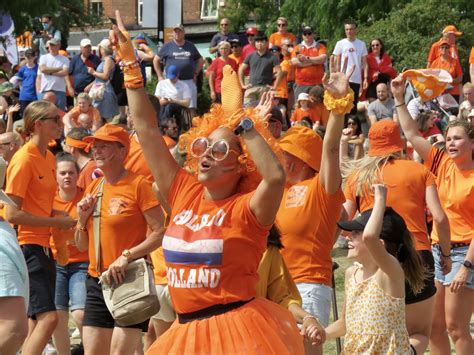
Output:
top-left (190, 137), bottom-right (240, 161)
top-left (221, 23), bottom-right (229, 26)
top-left (231, 45), bottom-right (240, 48)
top-left (247, 34), bottom-right (255, 37)
top-left (347, 121), bottom-right (357, 126)
top-left (277, 23), bottom-right (287, 27)
top-left (303, 32), bottom-right (313, 36)
top-left (41, 114), bottom-right (61, 124)
top-left (371, 44), bottom-right (380, 47)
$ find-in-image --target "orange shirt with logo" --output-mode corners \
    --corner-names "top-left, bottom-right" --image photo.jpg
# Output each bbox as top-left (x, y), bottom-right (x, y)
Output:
top-left (344, 159), bottom-right (436, 251)
top-left (291, 107), bottom-right (321, 124)
top-left (429, 56), bottom-right (463, 96)
top-left (163, 169), bottom-right (269, 314)
top-left (84, 173), bottom-right (160, 277)
top-left (276, 177), bottom-right (345, 286)
top-left (124, 133), bottom-right (154, 184)
top-left (275, 59), bottom-right (290, 99)
top-left (292, 43), bottom-right (327, 86)
top-left (6, 141), bottom-right (57, 247)
top-left (77, 159), bottom-right (98, 190)
top-left (50, 188), bottom-right (89, 263)
top-left (269, 32), bottom-right (296, 48)
top-left (425, 147), bottom-right (474, 244)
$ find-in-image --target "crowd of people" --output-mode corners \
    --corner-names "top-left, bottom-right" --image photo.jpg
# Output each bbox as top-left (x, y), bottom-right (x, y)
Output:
top-left (0, 9), bottom-right (473, 355)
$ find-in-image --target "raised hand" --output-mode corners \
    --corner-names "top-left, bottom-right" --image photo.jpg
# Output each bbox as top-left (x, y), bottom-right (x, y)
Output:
top-left (372, 183), bottom-right (388, 202)
top-left (390, 75), bottom-right (406, 103)
top-left (254, 91), bottom-right (274, 121)
top-left (323, 56), bottom-right (354, 99)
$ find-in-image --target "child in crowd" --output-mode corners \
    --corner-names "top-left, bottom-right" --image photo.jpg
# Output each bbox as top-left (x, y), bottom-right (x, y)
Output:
top-left (77, 113), bottom-right (92, 131)
top-left (291, 92), bottom-right (320, 126)
top-left (323, 184), bottom-right (427, 354)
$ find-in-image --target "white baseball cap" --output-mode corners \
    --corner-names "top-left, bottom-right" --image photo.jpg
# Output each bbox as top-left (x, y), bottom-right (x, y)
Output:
top-left (297, 93), bottom-right (310, 102)
top-left (80, 38), bottom-right (92, 47)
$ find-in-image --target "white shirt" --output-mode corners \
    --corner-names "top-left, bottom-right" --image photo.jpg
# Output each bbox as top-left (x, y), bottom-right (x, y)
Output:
top-left (155, 79), bottom-right (191, 101)
top-left (38, 53), bottom-right (69, 93)
top-left (333, 38), bottom-right (367, 84)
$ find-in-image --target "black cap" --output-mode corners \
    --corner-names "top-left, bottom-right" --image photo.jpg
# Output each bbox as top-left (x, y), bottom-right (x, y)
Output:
top-left (255, 32), bottom-right (268, 41)
top-left (337, 207), bottom-right (407, 245)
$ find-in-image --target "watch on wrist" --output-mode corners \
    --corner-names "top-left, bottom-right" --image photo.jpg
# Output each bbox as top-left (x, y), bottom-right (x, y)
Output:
top-left (122, 249), bottom-right (132, 262)
top-left (463, 260), bottom-right (473, 269)
top-left (234, 118), bottom-right (254, 135)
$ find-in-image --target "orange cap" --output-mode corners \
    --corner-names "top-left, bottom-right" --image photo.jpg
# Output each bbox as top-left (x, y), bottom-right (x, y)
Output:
top-left (84, 124), bottom-right (130, 152)
top-left (438, 39), bottom-right (450, 47)
top-left (442, 25), bottom-right (462, 36)
top-left (279, 125), bottom-right (322, 171)
top-left (368, 120), bottom-right (404, 157)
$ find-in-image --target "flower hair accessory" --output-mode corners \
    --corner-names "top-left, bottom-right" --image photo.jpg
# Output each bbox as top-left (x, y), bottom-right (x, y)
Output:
top-left (323, 89), bottom-right (355, 114)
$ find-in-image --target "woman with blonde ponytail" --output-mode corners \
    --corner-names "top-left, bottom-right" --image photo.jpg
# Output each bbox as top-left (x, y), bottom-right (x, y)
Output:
top-left (5, 100), bottom-right (77, 354)
top-left (342, 119), bottom-right (451, 354)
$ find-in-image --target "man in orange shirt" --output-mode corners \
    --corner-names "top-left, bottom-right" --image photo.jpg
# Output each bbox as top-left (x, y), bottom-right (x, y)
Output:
top-left (291, 26), bottom-right (327, 100)
top-left (269, 17), bottom-right (296, 48)
top-left (427, 25), bottom-right (462, 67)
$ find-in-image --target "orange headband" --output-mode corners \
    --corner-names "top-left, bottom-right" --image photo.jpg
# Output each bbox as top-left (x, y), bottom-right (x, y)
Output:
top-left (65, 136), bottom-right (91, 152)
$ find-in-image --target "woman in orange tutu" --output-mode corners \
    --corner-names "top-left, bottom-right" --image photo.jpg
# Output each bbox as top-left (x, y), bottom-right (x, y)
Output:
top-left (110, 10), bottom-right (304, 354)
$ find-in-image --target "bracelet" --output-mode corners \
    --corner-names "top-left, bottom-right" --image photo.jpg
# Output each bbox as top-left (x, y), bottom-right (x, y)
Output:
top-left (76, 222), bottom-right (87, 232)
top-left (395, 102), bottom-right (406, 108)
top-left (120, 59), bottom-right (141, 70)
top-left (323, 89), bottom-right (355, 115)
top-left (302, 315), bottom-right (319, 325)
top-left (441, 251), bottom-right (451, 257)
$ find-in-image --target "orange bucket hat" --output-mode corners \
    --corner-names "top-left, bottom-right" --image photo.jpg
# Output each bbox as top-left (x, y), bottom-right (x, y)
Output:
top-left (368, 120), bottom-right (404, 157)
top-left (84, 123), bottom-right (130, 152)
top-left (442, 25), bottom-right (462, 36)
top-left (402, 69), bottom-right (452, 102)
top-left (279, 125), bottom-right (322, 171)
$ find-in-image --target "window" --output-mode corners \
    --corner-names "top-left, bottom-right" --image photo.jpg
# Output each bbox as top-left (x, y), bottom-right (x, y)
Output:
top-left (201, 0), bottom-right (219, 20)
top-left (138, 0), bottom-right (144, 25)
top-left (90, 0), bottom-right (103, 17)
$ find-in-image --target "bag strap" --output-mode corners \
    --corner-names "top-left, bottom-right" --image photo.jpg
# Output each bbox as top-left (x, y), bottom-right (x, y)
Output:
top-left (93, 178), bottom-right (106, 275)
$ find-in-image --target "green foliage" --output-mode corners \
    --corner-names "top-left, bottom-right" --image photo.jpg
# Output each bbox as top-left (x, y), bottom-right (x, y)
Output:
top-left (1, 0), bottom-right (101, 44)
top-left (357, 0), bottom-right (474, 74)
top-left (221, 0), bottom-right (280, 33)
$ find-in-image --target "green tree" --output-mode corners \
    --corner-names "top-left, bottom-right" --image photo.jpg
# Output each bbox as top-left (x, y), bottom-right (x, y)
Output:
top-left (1, 0), bottom-right (101, 45)
top-left (357, 0), bottom-right (474, 74)
top-left (221, 0), bottom-right (280, 33)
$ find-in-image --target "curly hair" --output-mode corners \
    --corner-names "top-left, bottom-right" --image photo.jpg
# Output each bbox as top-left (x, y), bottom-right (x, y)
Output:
top-left (178, 104), bottom-right (283, 194)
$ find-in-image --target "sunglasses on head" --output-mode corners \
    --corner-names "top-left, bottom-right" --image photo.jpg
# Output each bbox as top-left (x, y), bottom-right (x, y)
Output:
top-left (303, 31), bottom-right (313, 36)
top-left (191, 137), bottom-right (240, 161)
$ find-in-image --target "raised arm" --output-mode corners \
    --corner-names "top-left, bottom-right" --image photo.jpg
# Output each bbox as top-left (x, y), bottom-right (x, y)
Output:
top-left (391, 76), bottom-right (432, 161)
top-left (319, 56), bottom-right (354, 194)
top-left (112, 11), bottom-right (179, 198)
top-left (248, 93), bottom-right (286, 226)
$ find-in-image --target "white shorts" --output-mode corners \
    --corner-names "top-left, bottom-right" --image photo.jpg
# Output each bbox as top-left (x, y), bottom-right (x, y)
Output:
top-left (181, 79), bottom-right (197, 109)
top-left (151, 284), bottom-right (176, 323)
top-left (296, 282), bottom-right (332, 327)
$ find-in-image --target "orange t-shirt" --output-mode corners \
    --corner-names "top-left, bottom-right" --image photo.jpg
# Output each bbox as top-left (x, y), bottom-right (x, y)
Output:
top-left (277, 176), bottom-right (345, 285)
top-left (291, 107), bottom-right (321, 124)
top-left (50, 188), bottom-right (89, 263)
top-left (425, 147), bottom-right (474, 244)
top-left (163, 169), bottom-right (269, 314)
top-left (124, 133), bottom-right (154, 184)
top-left (311, 102), bottom-right (330, 127)
top-left (470, 47), bottom-right (474, 64)
top-left (150, 246), bottom-right (168, 285)
top-left (66, 106), bottom-right (102, 127)
top-left (344, 159), bottom-right (436, 251)
top-left (77, 159), bottom-right (98, 190)
top-left (292, 42), bottom-right (327, 86)
top-left (84, 173), bottom-right (160, 277)
top-left (275, 59), bottom-right (290, 99)
top-left (429, 56), bottom-right (463, 96)
top-left (269, 32), bottom-right (296, 48)
top-left (427, 39), bottom-right (460, 66)
top-left (6, 141), bottom-right (57, 247)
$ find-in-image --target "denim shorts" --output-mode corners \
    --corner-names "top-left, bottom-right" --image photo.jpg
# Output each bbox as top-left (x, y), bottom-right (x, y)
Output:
top-left (55, 262), bottom-right (88, 311)
top-left (296, 282), bottom-right (332, 327)
top-left (433, 245), bottom-right (474, 289)
top-left (0, 222), bottom-right (29, 305)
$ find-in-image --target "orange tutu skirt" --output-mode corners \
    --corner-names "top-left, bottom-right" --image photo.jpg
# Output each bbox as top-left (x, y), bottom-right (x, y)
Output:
top-left (146, 297), bottom-right (304, 354)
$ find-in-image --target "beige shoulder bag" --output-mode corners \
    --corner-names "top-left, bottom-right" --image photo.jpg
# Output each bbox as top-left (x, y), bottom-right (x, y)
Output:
top-left (93, 178), bottom-right (160, 326)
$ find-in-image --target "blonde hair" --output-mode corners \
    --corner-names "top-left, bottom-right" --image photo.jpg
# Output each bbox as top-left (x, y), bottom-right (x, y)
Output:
top-left (19, 100), bottom-right (55, 136)
top-left (77, 92), bottom-right (91, 102)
